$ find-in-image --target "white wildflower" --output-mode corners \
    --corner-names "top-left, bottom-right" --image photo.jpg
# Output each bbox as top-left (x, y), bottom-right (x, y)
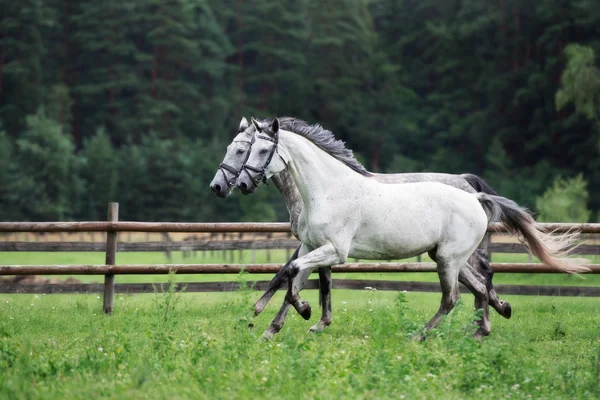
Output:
top-left (98, 346), bottom-right (103, 352)
top-left (512, 384), bottom-right (520, 390)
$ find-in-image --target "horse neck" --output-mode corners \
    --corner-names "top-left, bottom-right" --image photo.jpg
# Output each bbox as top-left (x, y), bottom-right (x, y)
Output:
top-left (270, 170), bottom-right (303, 233)
top-left (279, 130), bottom-right (363, 206)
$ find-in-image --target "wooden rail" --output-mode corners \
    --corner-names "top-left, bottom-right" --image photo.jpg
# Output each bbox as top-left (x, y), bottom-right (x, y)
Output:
top-left (0, 240), bottom-right (598, 255)
top-left (1, 280), bottom-right (599, 297)
top-left (1, 203), bottom-right (599, 312)
top-left (2, 262), bottom-right (600, 275)
top-left (1, 221), bottom-right (599, 234)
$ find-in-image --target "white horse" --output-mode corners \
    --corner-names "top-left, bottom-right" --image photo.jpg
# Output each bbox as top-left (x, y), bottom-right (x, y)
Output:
top-left (236, 117), bottom-right (589, 337)
top-left (211, 117), bottom-right (512, 339)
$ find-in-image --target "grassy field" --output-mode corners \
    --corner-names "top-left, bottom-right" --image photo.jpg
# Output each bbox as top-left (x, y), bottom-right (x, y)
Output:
top-left (1, 285), bottom-right (599, 399)
top-left (1, 251), bottom-right (599, 399)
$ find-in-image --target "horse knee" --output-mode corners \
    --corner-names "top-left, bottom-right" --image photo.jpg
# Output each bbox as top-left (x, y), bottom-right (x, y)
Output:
top-left (442, 291), bottom-right (460, 310)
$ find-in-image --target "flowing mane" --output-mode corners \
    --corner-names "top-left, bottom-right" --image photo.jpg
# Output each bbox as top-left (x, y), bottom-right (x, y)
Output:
top-left (258, 117), bottom-right (372, 177)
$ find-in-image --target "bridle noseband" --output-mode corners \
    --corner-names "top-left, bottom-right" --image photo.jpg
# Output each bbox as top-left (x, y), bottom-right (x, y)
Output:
top-left (241, 133), bottom-right (279, 186)
top-left (218, 137), bottom-right (254, 188)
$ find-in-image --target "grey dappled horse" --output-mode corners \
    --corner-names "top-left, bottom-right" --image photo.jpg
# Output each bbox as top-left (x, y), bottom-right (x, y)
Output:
top-left (211, 117), bottom-right (512, 338)
top-left (236, 117), bottom-right (589, 338)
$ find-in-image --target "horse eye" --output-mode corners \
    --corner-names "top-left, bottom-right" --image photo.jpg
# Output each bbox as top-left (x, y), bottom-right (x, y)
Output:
top-left (236, 149), bottom-right (245, 155)
top-left (259, 148), bottom-right (268, 155)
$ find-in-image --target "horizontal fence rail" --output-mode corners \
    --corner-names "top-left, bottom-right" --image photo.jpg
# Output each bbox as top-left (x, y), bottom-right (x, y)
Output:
top-left (0, 222), bottom-right (292, 233)
top-left (0, 240), bottom-right (599, 255)
top-left (1, 204), bottom-right (599, 313)
top-left (1, 280), bottom-right (599, 297)
top-left (1, 221), bottom-right (600, 234)
top-left (2, 263), bottom-right (600, 275)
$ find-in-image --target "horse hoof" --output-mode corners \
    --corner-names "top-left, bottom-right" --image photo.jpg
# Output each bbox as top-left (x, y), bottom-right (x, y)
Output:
top-left (262, 330), bottom-right (275, 341)
top-left (412, 333), bottom-right (426, 342)
top-left (472, 328), bottom-right (490, 339)
top-left (300, 302), bottom-right (311, 320)
top-left (501, 302), bottom-right (512, 319)
top-left (248, 322), bottom-right (255, 330)
top-left (308, 322), bottom-right (327, 333)
top-left (254, 302), bottom-right (265, 316)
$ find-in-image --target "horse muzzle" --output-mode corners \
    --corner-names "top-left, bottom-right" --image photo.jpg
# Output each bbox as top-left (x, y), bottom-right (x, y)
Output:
top-left (237, 176), bottom-right (256, 195)
top-left (209, 175), bottom-right (230, 198)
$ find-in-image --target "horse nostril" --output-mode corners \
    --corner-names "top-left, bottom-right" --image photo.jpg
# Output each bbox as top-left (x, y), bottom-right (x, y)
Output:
top-left (211, 184), bottom-right (221, 194)
top-left (239, 182), bottom-right (248, 191)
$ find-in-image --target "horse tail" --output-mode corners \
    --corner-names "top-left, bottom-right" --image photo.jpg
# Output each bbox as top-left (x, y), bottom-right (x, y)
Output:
top-left (461, 173), bottom-right (498, 195)
top-left (474, 193), bottom-right (590, 274)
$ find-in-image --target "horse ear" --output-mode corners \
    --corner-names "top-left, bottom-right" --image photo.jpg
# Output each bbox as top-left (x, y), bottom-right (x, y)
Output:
top-left (239, 117), bottom-right (249, 132)
top-left (251, 117), bottom-right (262, 132)
top-left (270, 118), bottom-right (279, 135)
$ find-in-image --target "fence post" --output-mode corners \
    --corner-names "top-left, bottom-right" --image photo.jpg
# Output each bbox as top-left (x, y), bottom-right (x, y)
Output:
top-left (103, 202), bottom-right (119, 314)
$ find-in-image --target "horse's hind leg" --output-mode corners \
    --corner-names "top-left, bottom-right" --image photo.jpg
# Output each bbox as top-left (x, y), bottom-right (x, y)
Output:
top-left (472, 249), bottom-right (512, 319)
top-left (309, 266), bottom-right (332, 333)
top-left (423, 260), bottom-right (462, 333)
top-left (458, 266), bottom-right (491, 338)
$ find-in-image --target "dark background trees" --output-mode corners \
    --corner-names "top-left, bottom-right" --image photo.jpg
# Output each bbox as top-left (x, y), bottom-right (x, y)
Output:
top-left (0, 0), bottom-right (598, 222)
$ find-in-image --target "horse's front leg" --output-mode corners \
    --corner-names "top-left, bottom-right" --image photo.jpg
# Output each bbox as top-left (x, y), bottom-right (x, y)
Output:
top-left (252, 246), bottom-right (301, 318)
top-left (308, 266), bottom-right (332, 333)
top-left (287, 243), bottom-right (344, 319)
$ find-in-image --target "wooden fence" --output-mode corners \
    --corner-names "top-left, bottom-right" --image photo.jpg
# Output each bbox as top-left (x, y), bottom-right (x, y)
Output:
top-left (1, 203), bottom-right (599, 313)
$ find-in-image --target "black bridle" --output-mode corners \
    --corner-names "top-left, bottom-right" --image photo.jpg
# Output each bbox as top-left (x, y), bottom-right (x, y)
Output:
top-left (240, 133), bottom-right (279, 186)
top-left (218, 137), bottom-right (254, 188)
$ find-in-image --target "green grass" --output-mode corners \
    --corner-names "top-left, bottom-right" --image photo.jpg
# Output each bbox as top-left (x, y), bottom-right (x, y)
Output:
top-left (1, 283), bottom-right (599, 399)
top-left (1, 250), bottom-right (599, 398)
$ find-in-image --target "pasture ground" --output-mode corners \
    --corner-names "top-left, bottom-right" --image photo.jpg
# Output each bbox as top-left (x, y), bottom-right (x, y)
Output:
top-left (1, 251), bottom-right (599, 399)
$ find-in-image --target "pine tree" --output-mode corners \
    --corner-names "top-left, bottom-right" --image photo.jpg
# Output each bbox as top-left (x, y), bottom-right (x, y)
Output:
top-left (134, 0), bottom-right (234, 141)
top-left (15, 110), bottom-right (84, 220)
top-left (0, 0), bottom-right (46, 135)
top-left (81, 129), bottom-right (118, 219)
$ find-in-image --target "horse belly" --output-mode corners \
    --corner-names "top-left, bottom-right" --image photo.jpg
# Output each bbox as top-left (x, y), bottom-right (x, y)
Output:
top-left (348, 211), bottom-right (442, 260)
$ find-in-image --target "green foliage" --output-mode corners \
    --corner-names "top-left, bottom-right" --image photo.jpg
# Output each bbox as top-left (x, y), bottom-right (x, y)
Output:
top-left (556, 44), bottom-right (600, 132)
top-left (81, 129), bottom-right (118, 219)
top-left (0, 127), bottom-right (24, 220)
top-left (0, 0), bottom-right (46, 134)
top-left (536, 174), bottom-right (592, 222)
top-left (0, 1), bottom-right (600, 220)
top-left (14, 109), bottom-right (84, 220)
